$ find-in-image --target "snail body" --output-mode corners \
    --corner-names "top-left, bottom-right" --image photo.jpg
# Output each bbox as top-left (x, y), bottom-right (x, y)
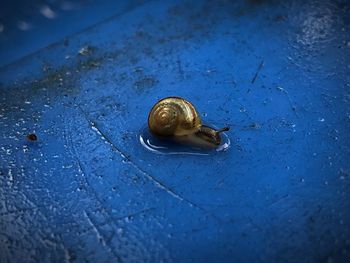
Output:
top-left (148, 97), bottom-right (229, 147)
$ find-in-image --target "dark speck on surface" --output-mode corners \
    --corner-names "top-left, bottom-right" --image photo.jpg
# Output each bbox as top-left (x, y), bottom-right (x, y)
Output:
top-left (250, 122), bottom-right (261, 130)
top-left (274, 15), bottom-right (286, 22)
top-left (26, 133), bottom-right (38, 141)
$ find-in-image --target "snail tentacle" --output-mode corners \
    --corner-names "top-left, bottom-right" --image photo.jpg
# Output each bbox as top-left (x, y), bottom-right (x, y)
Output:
top-left (195, 125), bottom-right (230, 146)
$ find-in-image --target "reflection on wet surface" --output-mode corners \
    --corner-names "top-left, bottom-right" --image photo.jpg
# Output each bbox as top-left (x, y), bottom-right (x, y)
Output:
top-left (139, 128), bottom-right (230, 156)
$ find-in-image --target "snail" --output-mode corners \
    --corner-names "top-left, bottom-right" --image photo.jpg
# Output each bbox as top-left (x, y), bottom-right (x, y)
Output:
top-left (148, 97), bottom-right (229, 147)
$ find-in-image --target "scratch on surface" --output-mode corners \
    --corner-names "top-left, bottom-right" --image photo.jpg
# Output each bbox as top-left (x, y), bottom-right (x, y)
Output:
top-left (113, 207), bottom-right (155, 221)
top-left (268, 194), bottom-right (289, 207)
top-left (77, 106), bottom-right (222, 221)
top-left (44, 240), bottom-right (74, 263)
top-left (65, 123), bottom-right (118, 226)
top-left (63, 246), bottom-right (73, 263)
top-left (84, 210), bottom-right (122, 262)
top-left (65, 124), bottom-right (98, 195)
top-left (77, 106), bottom-right (187, 202)
top-left (176, 56), bottom-right (185, 80)
top-left (83, 210), bottom-right (107, 246)
top-left (64, 115), bottom-right (130, 249)
top-left (84, 210), bottom-right (126, 263)
top-left (276, 86), bottom-right (299, 117)
top-left (91, 121), bottom-right (209, 209)
top-left (80, 207), bottom-right (155, 236)
top-left (251, 60), bottom-right (264, 84)
top-left (75, 157), bottom-right (94, 191)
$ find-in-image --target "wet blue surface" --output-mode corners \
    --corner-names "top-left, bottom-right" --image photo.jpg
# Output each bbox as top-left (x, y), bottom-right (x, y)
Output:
top-left (1, 0), bottom-right (350, 262)
top-left (0, 0), bottom-right (147, 68)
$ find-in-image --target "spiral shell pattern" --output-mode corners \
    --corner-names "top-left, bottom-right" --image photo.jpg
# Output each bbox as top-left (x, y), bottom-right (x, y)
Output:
top-left (148, 97), bottom-right (201, 136)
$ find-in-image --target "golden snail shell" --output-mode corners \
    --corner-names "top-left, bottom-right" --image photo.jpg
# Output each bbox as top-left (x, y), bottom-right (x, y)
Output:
top-left (148, 97), bottom-right (229, 146)
top-left (148, 97), bottom-right (201, 136)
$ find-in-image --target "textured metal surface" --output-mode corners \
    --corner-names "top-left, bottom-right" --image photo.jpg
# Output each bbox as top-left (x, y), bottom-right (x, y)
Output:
top-left (1, 0), bottom-right (350, 262)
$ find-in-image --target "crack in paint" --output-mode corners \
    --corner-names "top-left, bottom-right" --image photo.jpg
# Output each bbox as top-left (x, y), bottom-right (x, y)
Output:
top-left (79, 207), bottom-right (155, 236)
top-left (251, 60), bottom-right (264, 84)
top-left (83, 210), bottom-right (122, 262)
top-left (77, 105), bottom-right (223, 222)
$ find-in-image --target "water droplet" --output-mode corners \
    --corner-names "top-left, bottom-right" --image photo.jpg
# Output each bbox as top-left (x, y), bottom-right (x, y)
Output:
top-left (78, 46), bottom-right (93, 56)
top-left (17, 21), bottom-right (32, 31)
top-left (40, 5), bottom-right (57, 19)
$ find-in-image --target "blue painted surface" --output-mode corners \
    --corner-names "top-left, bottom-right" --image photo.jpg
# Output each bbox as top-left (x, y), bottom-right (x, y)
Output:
top-left (1, 0), bottom-right (350, 262)
top-left (0, 0), bottom-right (148, 67)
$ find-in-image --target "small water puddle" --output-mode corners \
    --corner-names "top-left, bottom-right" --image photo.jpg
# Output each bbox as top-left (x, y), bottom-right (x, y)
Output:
top-left (139, 126), bottom-right (230, 156)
